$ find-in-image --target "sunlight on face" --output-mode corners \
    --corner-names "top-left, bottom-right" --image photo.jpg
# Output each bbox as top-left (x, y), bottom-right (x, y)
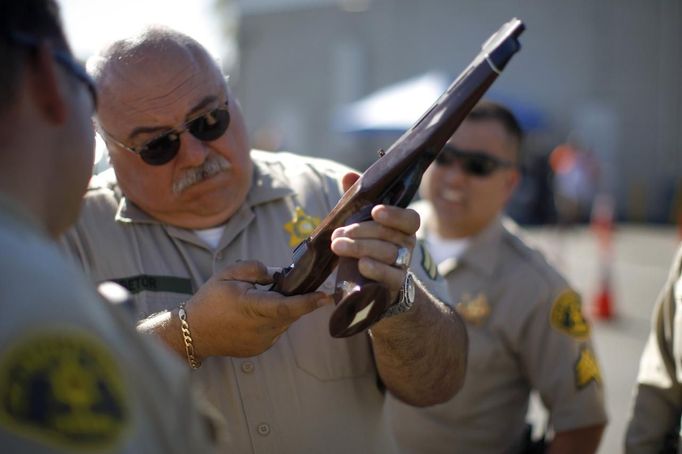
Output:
top-left (422, 119), bottom-right (520, 238)
top-left (99, 38), bottom-right (251, 229)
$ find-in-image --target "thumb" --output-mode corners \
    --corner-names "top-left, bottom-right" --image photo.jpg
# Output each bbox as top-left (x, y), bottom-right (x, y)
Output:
top-left (215, 260), bottom-right (273, 285)
top-left (342, 172), bottom-right (361, 193)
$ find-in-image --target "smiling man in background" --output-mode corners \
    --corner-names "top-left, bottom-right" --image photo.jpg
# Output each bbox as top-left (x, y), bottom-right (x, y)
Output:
top-left (385, 101), bottom-right (607, 453)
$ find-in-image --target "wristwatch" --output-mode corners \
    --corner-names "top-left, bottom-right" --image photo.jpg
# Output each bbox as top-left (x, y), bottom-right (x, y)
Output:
top-left (382, 271), bottom-right (416, 319)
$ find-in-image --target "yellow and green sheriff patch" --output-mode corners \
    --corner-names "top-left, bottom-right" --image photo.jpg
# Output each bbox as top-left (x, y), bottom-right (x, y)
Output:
top-left (0, 330), bottom-right (128, 451)
top-left (283, 207), bottom-right (320, 248)
top-left (575, 346), bottom-right (602, 389)
top-left (550, 289), bottom-right (591, 339)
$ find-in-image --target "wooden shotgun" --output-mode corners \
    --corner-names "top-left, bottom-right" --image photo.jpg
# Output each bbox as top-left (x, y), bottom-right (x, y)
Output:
top-left (272, 18), bottom-right (525, 337)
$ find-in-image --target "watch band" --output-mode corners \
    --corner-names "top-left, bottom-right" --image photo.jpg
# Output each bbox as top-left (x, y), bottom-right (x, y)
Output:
top-left (382, 271), bottom-right (416, 319)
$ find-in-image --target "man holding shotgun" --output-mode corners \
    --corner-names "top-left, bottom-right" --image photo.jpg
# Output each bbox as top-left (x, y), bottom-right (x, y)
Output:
top-left (62, 26), bottom-right (468, 453)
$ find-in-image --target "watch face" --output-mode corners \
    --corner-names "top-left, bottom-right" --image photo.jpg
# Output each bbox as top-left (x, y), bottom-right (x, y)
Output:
top-left (405, 273), bottom-right (416, 303)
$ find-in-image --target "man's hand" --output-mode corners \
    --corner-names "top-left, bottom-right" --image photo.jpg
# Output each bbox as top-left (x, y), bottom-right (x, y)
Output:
top-left (139, 260), bottom-right (332, 360)
top-left (330, 172), bottom-right (467, 407)
top-left (188, 260), bottom-right (332, 358)
top-left (330, 172), bottom-right (419, 302)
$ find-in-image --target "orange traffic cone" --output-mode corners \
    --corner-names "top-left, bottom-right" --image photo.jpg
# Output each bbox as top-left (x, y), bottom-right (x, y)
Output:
top-left (592, 265), bottom-right (614, 320)
top-left (590, 194), bottom-right (616, 320)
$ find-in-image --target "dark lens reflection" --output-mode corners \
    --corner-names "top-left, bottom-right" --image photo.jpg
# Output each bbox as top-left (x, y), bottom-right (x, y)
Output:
top-left (138, 106), bottom-right (231, 166)
top-left (435, 145), bottom-right (511, 177)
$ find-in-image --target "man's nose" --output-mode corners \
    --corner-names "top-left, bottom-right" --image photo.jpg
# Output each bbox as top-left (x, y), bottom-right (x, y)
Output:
top-left (178, 131), bottom-right (209, 167)
top-left (443, 160), bottom-right (468, 183)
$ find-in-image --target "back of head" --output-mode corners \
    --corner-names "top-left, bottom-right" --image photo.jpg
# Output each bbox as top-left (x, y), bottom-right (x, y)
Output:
top-left (0, 0), bottom-right (69, 114)
top-left (0, 0), bottom-right (95, 237)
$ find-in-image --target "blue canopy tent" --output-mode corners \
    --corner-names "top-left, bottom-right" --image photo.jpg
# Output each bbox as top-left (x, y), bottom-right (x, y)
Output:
top-left (334, 71), bottom-right (545, 136)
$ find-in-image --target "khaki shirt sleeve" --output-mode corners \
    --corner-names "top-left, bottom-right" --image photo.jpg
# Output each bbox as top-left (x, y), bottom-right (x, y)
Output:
top-left (519, 285), bottom-right (607, 432)
top-left (625, 247), bottom-right (682, 453)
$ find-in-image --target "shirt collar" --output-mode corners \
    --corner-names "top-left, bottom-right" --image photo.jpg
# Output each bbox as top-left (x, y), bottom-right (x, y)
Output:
top-left (115, 150), bottom-right (295, 225)
top-left (458, 216), bottom-right (504, 277)
top-left (413, 198), bottom-right (504, 277)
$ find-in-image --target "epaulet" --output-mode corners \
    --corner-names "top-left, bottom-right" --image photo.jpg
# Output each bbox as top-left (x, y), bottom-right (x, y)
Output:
top-left (253, 149), bottom-right (355, 176)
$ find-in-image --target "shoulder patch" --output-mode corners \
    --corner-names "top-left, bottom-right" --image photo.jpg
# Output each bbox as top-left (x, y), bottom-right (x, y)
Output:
top-left (550, 289), bottom-right (590, 339)
top-left (0, 330), bottom-right (129, 450)
top-left (283, 207), bottom-right (320, 248)
top-left (419, 241), bottom-right (438, 280)
top-left (575, 346), bottom-right (602, 389)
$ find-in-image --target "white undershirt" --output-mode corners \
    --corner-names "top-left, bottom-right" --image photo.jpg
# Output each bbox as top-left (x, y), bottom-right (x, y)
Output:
top-left (425, 233), bottom-right (470, 266)
top-left (194, 226), bottom-right (226, 250)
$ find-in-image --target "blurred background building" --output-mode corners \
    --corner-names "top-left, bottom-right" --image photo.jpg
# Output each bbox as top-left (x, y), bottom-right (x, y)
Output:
top-left (227, 0), bottom-right (681, 225)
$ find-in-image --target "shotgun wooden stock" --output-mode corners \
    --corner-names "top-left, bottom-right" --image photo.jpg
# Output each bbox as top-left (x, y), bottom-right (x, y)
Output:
top-left (271, 18), bottom-right (525, 337)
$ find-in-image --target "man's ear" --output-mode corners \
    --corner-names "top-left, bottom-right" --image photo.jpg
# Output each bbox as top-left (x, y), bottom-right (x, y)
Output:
top-left (27, 41), bottom-right (68, 125)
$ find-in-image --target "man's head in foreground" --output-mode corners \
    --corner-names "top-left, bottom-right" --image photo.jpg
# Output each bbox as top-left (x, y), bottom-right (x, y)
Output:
top-left (0, 0), bottom-right (97, 236)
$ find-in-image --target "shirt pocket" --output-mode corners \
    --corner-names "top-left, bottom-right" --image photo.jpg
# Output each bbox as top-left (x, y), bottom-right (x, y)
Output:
top-left (466, 323), bottom-right (516, 375)
top-left (285, 275), bottom-right (374, 381)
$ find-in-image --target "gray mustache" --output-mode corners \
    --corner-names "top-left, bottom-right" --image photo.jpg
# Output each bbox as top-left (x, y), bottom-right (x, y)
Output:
top-left (172, 154), bottom-right (231, 194)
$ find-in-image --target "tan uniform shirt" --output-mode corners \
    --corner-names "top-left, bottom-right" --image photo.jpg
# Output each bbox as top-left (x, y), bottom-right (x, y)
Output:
top-left (626, 245), bottom-right (682, 453)
top-left (62, 150), bottom-right (444, 454)
top-left (385, 201), bottom-right (607, 453)
top-left (0, 194), bottom-right (215, 453)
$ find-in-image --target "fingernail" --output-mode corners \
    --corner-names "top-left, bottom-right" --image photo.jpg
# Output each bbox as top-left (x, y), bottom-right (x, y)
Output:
top-left (375, 209), bottom-right (388, 221)
top-left (332, 240), bottom-right (346, 253)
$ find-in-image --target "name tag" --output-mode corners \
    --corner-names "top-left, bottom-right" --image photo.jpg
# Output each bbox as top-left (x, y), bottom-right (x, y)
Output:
top-left (110, 275), bottom-right (193, 295)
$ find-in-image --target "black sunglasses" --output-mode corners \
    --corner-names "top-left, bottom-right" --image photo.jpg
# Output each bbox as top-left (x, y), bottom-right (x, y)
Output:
top-left (435, 145), bottom-right (515, 177)
top-left (101, 102), bottom-right (231, 166)
top-left (8, 30), bottom-right (98, 110)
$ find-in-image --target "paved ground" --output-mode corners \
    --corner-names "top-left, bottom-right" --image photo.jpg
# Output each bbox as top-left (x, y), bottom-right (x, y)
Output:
top-left (521, 225), bottom-right (679, 453)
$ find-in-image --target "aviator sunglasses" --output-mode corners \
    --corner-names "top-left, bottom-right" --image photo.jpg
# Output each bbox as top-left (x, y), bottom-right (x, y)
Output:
top-left (101, 101), bottom-right (231, 166)
top-left (435, 145), bottom-right (515, 177)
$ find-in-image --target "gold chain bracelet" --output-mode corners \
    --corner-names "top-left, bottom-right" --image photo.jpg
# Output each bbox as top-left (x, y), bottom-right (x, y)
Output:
top-left (178, 302), bottom-right (201, 370)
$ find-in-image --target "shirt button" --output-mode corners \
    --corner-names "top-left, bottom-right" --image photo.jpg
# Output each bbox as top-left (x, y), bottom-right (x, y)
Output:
top-left (215, 252), bottom-right (224, 261)
top-left (241, 361), bottom-right (254, 373)
top-left (256, 423), bottom-right (271, 436)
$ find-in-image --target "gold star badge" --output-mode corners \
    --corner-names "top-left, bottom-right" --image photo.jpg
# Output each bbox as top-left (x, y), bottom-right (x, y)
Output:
top-left (456, 292), bottom-right (491, 325)
top-left (283, 207), bottom-right (321, 248)
top-left (575, 346), bottom-right (602, 389)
